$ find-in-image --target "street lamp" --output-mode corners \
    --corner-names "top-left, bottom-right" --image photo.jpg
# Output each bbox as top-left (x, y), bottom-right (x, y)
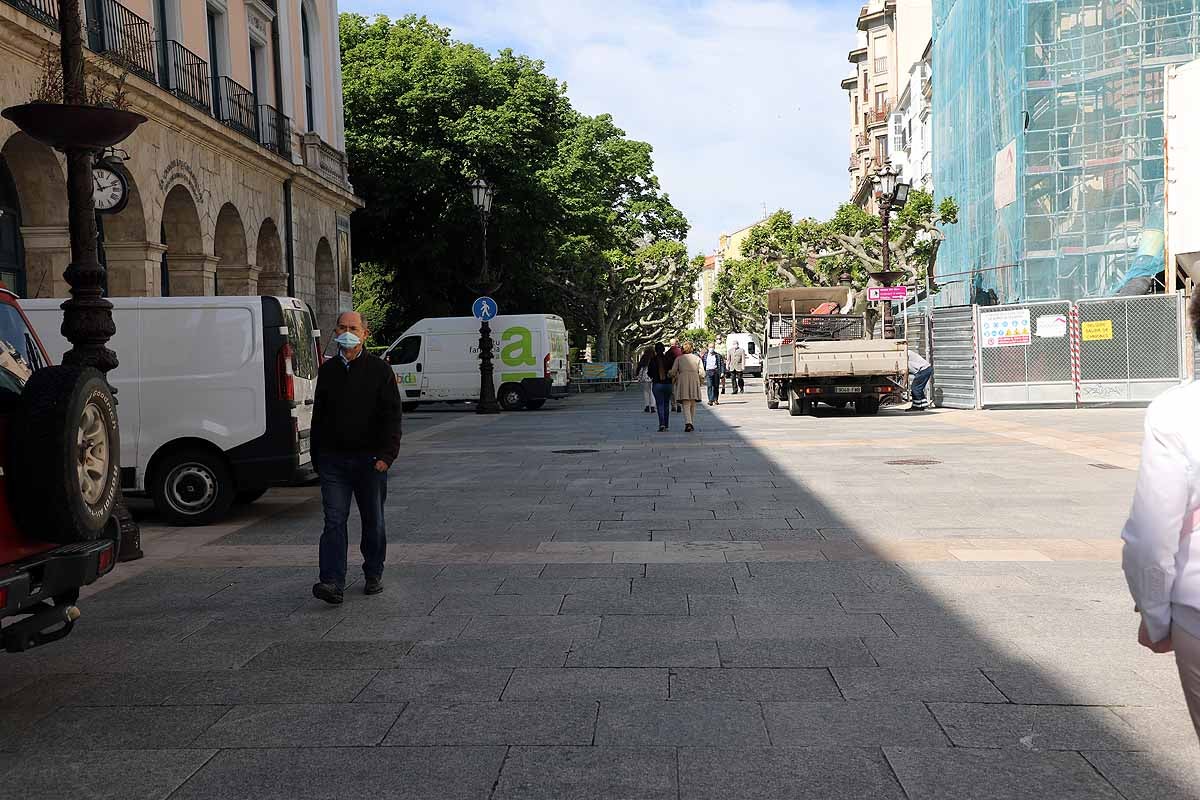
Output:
top-left (469, 176), bottom-right (500, 414)
top-left (870, 162), bottom-right (911, 339)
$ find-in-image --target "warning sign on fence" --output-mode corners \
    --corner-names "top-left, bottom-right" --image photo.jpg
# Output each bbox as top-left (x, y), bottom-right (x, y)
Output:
top-left (980, 309), bottom-right (1032, 348)
top-left (1081, 320), bottom-right (1114, 341)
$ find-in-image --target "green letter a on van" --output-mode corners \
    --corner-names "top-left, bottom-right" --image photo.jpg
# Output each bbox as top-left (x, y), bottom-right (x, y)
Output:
top-left (500, 325), bottom-right (537, 381)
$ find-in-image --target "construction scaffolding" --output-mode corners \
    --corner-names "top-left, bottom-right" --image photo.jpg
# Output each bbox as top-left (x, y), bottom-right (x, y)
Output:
top-left (933, 0), bottom-right (1200, 304)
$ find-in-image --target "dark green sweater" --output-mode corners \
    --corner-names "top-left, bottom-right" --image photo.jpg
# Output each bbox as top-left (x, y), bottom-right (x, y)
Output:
top-left (311, 352), bottom-right (402, 465)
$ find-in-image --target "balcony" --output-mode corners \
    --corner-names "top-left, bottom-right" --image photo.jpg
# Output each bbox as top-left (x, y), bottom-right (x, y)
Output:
top-left (86, 0), bottom-right (156, 83)
top-left (214, 75), bottom-right (257, 140)
top-left (2, 0), bottom-right (57, 27)
top-left (158, 39), bottom-right (210, 113)
top-left (855, 133), bottom-right (870, 150)
top-left (873, 56), bottom-right (888, 74)
top-left (258, 104), bottom-right (292, 158)
top-left (849, 154), bottom-right (861, 171)
top-left (866, 102), bottom-right (892, 126)
top-left (302, 132), bottom-right (349, 186)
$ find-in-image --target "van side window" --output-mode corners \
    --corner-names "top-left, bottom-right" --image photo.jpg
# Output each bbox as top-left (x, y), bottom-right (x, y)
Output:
top-left (285, 309), bottom-right (318, 379)
top-left (747, 341), bottom-right (756, 355)
top-left (0, 305), bottom-right (43, 392)
top-left (391, 336), bottom-right (421, 365)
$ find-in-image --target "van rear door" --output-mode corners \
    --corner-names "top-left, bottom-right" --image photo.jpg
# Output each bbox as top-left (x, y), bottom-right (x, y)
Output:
top-left (281, 301), bottom-right (318, 458)
top-left (546, 319), bottom-right (570, 389)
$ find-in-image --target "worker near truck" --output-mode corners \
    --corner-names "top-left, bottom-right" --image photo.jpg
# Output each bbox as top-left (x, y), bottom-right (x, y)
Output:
top-left (728, 341), bottom-right (746, 394)
top-left (908, 349), bottom-right (933, 412)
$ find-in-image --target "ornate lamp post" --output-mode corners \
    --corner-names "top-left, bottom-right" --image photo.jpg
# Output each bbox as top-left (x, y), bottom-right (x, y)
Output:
top-left (869, 163), bottom-right (911, 339)
top-left (469, 176), bottom-right (500, 414)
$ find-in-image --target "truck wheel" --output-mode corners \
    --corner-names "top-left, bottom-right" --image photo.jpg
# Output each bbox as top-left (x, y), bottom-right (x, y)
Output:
top-left (788, 391), bottom-right (804, 416)
top-left (8, 366), bottom-right (120, 544)
top-left (498, 384), bottom-right (526, 411)
top-left (525, 399), bottom-right (546, 410)
top-left (766, 387), bottom-right (780, 410)
top-left (856, 397), bottom-right (880, 415)
top-left (151, 448), bottom-right (235, 526)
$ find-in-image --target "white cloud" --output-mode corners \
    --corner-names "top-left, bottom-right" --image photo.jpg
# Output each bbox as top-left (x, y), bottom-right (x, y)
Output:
top-left (340, 0), bottom-right (856, 255)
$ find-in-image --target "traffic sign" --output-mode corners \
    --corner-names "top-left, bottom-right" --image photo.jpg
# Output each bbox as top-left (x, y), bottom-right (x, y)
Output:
top-left (867, 286), bottom-right (911, 302)
top-left (472, 296), bottom-right (498, 321)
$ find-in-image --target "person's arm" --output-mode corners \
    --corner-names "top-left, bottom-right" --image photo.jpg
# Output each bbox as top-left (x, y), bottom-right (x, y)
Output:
top-left (310, 365), bottom-right (327, 465)
top-left (376, 362), bottom-right (403, 467)
top-left (1122, 405), bottom-right (1190, 644)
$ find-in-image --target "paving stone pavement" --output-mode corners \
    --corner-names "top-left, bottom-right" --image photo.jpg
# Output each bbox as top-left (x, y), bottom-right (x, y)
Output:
top-left (2, 384), bottom-right (1198, 798)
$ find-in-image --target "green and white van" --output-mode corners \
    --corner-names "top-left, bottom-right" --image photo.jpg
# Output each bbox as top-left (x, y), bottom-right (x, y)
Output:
top-left (382, 314), bottom-right (570, 411)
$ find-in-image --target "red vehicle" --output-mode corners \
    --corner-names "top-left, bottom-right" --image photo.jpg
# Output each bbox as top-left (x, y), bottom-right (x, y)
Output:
top-left (0, 290), bottom-right (120, 652)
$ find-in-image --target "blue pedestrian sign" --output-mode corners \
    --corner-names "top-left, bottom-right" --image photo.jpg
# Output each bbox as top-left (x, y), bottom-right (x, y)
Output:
top-left (472, 296), bottom-right (498, 321)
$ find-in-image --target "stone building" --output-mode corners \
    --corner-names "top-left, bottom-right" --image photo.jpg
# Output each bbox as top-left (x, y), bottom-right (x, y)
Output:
top-left (0, 0), bottom-right (360, 335)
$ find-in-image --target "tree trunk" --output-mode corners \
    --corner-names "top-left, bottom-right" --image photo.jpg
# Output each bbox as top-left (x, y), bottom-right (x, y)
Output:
top-left (595, 301), bottom-right (610, 362)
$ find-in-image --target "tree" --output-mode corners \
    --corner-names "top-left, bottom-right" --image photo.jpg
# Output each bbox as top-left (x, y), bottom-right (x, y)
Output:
top-left (705, 258), bottom-right (785, 336)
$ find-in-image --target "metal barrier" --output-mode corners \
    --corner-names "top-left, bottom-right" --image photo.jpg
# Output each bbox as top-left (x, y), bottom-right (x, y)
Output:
top-left (976, 300), bottom-right (1075, 406)
top-left (570, 362), bottom-right (634, 392)
top-left (931, 305), bottom-right (978, 409)
top-left (1076, 294), bottom-right (1185, 403)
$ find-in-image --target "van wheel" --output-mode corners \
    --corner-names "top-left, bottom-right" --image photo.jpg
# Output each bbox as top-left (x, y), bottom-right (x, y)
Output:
top-left (498, 384), bottom-right (526, 411)
top-left (8, 366), bottom-right (120, 544)
top-left (402, 402), bottom-right (419, 413)
top-left (525, 399), bottom-right (546, 410)
top-left (235, 488), bottom-right (268, 505)
top-left (152, 448), bottom-right (235, 526)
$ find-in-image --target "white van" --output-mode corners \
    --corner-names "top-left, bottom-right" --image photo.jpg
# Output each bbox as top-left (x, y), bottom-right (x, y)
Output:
top-left (726, 332), bottom-right (764, 377)
top-left (383, 314), bottom-right (570, 411)
top-left (23, 296), bottom-right (321, 526)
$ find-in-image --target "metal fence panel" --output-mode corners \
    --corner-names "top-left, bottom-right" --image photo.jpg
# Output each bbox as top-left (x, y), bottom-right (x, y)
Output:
top-left (1077, 294), bottom-right (1185, 403)
top-left (931, 305), bottom-right (977, 408)
top-left (977, 300), bottom-right (1075, 406)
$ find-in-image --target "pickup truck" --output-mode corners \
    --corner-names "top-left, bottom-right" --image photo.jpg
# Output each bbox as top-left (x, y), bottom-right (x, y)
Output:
top-left (763, 287), bottom-right (908, 416)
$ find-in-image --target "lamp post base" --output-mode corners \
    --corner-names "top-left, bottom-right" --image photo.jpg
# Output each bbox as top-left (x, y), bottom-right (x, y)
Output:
top-left (477, 319), bottom-right (501, 414)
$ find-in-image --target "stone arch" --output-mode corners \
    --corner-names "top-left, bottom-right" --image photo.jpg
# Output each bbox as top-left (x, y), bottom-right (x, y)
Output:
top-left (214, 202), bottom-right (253, 296)
top-left (98, 163), bottom-right (161, 297)
top-left (160, 183), bottom-right (212, 296)
top-left (0, 132), bottom-right (68, 297)
top-left (315, 236), bottom-right (337, 334)
top-left (256, 218), bottom-right (286, 297)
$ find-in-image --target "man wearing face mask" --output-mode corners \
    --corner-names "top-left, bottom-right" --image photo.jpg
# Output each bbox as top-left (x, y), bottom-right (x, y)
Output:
top-left (310, 311), bottom-right (403, 605)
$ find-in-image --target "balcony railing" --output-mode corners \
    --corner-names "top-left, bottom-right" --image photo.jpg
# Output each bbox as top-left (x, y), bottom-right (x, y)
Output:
top-left (867, 102), bottom-right (892, 126)
top-left (302, 132), bottom-right (349, 186)
top-left (86, 0), bottom-right (156, 83)
top-left (849, 154), bottom-right (861, 171)
top-left (214, 76), bottom-right (257, 139)
top-left (873, 56), bottom-right (888, 74)
top-left (258, 104), bottom-right (292, 157)
top-left (2, 0), bottom-right (57, 27)
top-left (157, 39), bottom-right (210, 113)
top-left (855, 133), bottom-right (869, 150)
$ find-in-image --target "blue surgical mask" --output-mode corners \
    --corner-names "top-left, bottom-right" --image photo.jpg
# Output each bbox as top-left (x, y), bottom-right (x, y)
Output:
top-left (334, 331), bottom-right (361, 350)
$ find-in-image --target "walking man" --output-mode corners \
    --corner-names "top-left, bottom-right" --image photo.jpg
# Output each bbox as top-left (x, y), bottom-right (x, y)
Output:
top-left (728, 341), bottom-right (746, 394)
top-left (703, 343), bottom-right (725, 406)
top-left (668, 338), bottom-right (684, 413)
top-left (311, 311), bottom-right (403, 604)
top-left (907, 349), bottom-right (933, 412)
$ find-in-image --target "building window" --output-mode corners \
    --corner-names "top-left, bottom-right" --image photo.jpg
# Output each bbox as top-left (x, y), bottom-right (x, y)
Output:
top-left (875, 89), bottom-right (889, 112)
top-left (876, 136), bottom-right (889, 164)
top-left (302, 5), bottom-right (314, 132)
top-left (206, 6), bottom-right (228, 112)
top-left (250, 44), bottom-right (263, 103)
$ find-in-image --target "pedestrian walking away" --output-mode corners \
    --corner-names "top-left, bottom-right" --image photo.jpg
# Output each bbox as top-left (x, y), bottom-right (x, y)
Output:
top-left (311, 311), bottom-right (403, 605)
top-left (669, 341), bottom-right (704, 433)
top-left (668, 338), bottom-right (683, 413)
top-left (1121, 298), bottom-right (1200, 744)
top-left (649, 343), bottom-right (675, 432)
top-left (703, 343), bottom-right (725, 405)
top-left (728, 340), bottom-right (746, 394)
top-left (907, 349), bottom-right (933, 411)
top-left (636, 346), bottom-right (655, 413)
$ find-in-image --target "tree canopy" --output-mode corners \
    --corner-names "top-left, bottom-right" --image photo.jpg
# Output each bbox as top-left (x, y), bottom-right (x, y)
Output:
top-left (340, 13), bottom-right (694, 355)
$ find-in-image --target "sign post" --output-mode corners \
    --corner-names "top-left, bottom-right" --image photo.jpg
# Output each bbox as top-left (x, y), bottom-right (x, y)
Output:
top-left (473, 297), bottom-right (501, 414)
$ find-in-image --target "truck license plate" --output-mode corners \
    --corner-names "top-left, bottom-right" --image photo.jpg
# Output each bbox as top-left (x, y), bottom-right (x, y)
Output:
top-left (835, 386), bottom-right (861, 394)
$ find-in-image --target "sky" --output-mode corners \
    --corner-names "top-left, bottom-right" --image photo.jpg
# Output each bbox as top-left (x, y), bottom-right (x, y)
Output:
top-left (339, 0), bottom-right (857, 257)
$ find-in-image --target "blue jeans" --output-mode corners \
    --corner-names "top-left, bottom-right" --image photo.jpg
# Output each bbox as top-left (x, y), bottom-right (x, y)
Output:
top-left (706, 370), bottom-right (721, 403)
top-left (652, 382), bottom-right (673, 428)
top-left (317, 454), bottom-right (388, 589)
top-left (911, 366), bottom-right (933, 406)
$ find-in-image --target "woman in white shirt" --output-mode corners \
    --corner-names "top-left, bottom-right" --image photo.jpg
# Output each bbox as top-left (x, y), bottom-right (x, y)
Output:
top-left (1122, 310), bottom-right (1200, 742)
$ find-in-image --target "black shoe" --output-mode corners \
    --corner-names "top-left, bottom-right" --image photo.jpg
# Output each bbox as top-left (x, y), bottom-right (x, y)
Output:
top-left (312, 582), bottom-right (344, 605)
top-left (644, 406), bottom-right (651, 412)
top-left (685, 423), bottom-right (694, 432)
top-left (658, 425), bottom-right (667, 432)
top-left (906, 404), bottom-right (928, 412)
top-left (364, 576), bottom-right (384, 595)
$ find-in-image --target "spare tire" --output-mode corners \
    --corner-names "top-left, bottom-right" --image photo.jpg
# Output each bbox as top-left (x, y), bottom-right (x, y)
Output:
top-left (8, 366), bottom-right (120, 544)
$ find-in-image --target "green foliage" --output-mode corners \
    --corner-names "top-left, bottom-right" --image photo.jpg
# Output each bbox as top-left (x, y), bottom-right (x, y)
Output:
top-left (340, 13), bottom-right (689, 358)
top-left (681, 327), bottom-right (712, 347)
top-left (706, 258), bottom-right (786, 336)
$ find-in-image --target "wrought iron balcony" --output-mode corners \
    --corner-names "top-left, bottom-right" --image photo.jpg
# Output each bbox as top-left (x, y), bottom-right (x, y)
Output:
top-left (85, 0), bottom-right (156, 83)
top-left (258, 104), bottom-right (292, 158)
top-left (855, 133), bottom-right (869, 150)
top-left (157, 39), bottom-right (210, 113)
top-left (214, 76), bottom-right (257, 140)
top-left (866, 102), bottom-right (892, 126)
top-left (2, 0), bottom-right (57, 27)
top-left (849, 154), bottom-right (861, 171)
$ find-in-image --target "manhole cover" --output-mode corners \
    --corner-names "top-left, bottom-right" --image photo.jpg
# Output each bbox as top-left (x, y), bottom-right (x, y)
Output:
top-left (1090, 462), bottom-right (1125, 470)
top-left (886, 459), bottom-right (942, 466)
top-left (553, 449), bottom-right (599, 454)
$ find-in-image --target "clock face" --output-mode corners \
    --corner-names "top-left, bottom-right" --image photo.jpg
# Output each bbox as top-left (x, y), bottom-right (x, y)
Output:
top-left (92, 167), bottom-right (127, 213)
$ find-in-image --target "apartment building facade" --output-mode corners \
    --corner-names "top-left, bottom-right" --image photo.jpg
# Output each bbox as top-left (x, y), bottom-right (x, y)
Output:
top-left (0, 0), bottom-right (359, 334)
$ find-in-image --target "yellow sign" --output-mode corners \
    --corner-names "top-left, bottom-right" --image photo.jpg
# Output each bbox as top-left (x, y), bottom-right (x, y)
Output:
top-left (1082, 320), bottom-right (1114, 341)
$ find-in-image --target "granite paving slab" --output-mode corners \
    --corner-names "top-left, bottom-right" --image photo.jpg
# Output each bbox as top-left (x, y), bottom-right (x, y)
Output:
top-left (678, 747), bottom-right (907, 800)
top-left (384, 700), bottom-right (597, 746)
top-left (669, 668), bottom-right (842, 701)
top-left (492, 746), bottom-right (677, 800)
top-left (883, 747), bottom-right (1123, 799)
top-left (764, 701), bottom-right (949, 747)
top-left (595, 699), bottom-right (769, 746)
top-left (193, 703), bottom-right (403, 747)
top-left (0, 749), bottom-right (218, 800)
top-left (503, 668), bottom-right (669, 700)
top-left (928, 702), bottom-right (1139, 750)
